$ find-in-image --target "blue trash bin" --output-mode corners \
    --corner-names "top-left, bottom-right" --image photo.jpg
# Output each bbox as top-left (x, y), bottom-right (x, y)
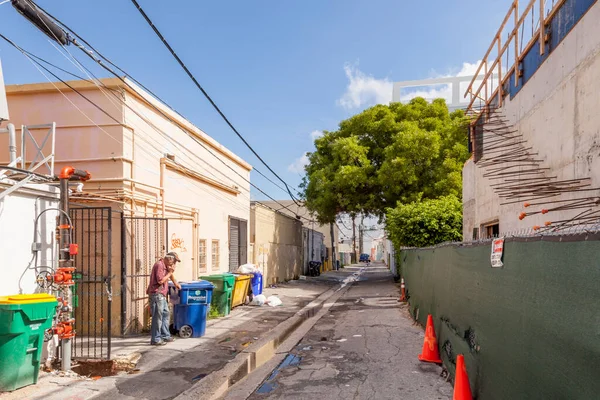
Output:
top-left (251, 272), bottom-right (263, 296)
top-left (168, 280), bottom-right (213, 338)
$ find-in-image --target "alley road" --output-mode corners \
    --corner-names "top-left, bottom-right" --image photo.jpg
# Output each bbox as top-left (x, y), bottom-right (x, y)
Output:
top-left (247, 264), bottom-right (452, 400)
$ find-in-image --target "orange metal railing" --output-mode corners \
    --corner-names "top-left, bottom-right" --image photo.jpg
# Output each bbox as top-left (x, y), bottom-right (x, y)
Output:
top-left (464, 0), bottom-right (565, 114)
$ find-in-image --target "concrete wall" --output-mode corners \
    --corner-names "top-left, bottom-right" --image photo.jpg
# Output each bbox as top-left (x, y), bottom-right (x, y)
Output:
top-left (463, 2), bottom-right (600, 237)
top-left (0, 183), bottom-right (59, 296)
top-left (250, 203), bottom-right (302, 285)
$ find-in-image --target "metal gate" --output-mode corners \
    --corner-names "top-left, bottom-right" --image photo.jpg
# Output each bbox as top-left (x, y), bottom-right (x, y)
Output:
top-left (121, 216), bottom-right (168, 335)
top-left (70, 207), bottom-right (115, 360)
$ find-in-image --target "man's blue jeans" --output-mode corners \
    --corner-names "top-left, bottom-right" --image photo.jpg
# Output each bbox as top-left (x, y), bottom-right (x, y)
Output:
top-left (149, 293), bottom-right (171, 344)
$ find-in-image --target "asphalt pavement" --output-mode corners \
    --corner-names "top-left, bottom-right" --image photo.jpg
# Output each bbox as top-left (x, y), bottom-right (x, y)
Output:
top-left (246, 264), bottom-right (453, 400)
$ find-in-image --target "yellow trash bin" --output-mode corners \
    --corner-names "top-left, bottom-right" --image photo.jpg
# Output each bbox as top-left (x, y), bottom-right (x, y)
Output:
top-left (231, 274), bottom-right (252, 308)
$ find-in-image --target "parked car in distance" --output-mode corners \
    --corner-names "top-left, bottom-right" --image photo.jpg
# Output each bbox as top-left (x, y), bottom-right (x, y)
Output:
top-left (359, 253), bottom-right (370, 263)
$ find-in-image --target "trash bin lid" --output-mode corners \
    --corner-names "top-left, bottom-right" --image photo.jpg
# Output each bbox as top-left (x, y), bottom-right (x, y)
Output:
top-left (178, 280), bottom-right (214, 290)
top-left (0, 293), bottom-right (57, 304)
top-left (200, 274), bottom-right (235, 285)
top-left (232, 274), bottom-right (252, 281)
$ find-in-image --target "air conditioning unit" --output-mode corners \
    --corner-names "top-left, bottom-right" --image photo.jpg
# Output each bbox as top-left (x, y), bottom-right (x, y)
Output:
top-left (0, 58), bottom-right (9, 121)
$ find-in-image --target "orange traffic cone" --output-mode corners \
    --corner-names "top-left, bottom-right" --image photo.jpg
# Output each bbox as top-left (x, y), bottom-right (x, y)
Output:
top-left (453, 354), bottom-right (473, 400)
top-left (398, 278), bottom-right (407, 302)
top-left (418, 314), bottom-right (442, 364)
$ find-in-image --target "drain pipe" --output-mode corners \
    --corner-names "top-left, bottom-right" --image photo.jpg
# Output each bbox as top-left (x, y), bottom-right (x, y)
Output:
top-left (56, 166), bottom-right (90, 371)
top-left (7, 123), bottom-right (16, 163)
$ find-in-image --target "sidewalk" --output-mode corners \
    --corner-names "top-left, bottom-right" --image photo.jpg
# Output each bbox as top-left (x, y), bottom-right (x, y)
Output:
top-left (0, 271), bottom-right (351, 400)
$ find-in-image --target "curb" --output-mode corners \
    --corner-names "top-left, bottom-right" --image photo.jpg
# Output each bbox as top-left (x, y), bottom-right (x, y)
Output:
top-left (174, 283), bottom-right (351, 400)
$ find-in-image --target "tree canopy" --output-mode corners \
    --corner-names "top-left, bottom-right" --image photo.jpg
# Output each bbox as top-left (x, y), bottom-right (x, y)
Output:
top-left (301, 97), bottom-right (470, 226)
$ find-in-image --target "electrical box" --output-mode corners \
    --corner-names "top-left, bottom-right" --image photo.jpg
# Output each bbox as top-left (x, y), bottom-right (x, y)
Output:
top-left (0, 58), bottom-right (8, 121)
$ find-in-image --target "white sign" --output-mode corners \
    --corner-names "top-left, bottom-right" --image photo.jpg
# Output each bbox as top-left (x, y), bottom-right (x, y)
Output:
top-left (491, 237), bottom-right (504, 268)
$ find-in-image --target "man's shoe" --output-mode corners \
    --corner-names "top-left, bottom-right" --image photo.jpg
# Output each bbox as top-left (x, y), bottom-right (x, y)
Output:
top-left (163, 337), bottom-right (175, 343)
top-left (151, 341), bottom-right (166, 346)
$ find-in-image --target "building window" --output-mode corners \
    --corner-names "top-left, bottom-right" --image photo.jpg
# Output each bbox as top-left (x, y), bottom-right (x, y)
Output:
top-left (212, 240), bottom-right (220, 269)
top-left (199, 239), bottom-right (207, 273)
top-left (482, 222), bottom-right (499, 239)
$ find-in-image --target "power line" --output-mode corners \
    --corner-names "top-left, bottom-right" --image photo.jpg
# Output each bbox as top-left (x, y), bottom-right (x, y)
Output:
top-left (2, 35), bottom-right (307, 222)
top-left (27, 0), bottom-right (303, 201)
top-left (1, 34), bottom-right (252, 213)
top-left (8, 3), bottom-right (310, 220)
top-left (128, 0), bottom-right (302, 204)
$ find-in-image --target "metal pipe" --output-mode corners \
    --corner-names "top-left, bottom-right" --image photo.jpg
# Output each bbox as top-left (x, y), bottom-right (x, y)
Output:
top-left (7, 123), bottom-right (16, 163)
top-left (62, 339), bottom-right (71, 371)
top-left (58, 177), bottom-right (71, 371)
top-left (160, 159), bottom-right (166, 217)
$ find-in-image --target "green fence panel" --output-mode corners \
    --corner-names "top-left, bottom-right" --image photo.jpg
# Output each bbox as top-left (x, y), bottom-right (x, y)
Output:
top-left (401, 238), bottom-right (600, 400)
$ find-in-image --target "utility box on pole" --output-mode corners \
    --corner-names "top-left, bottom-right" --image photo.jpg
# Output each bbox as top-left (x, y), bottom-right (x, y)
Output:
top-left (0, 58), bottom-right (9, 121)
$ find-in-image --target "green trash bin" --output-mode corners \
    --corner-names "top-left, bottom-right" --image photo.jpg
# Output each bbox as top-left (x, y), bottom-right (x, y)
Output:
top-left (199, 274), bottom-right (235, 317)
top-left (0, 293), bottom-right (57, 392)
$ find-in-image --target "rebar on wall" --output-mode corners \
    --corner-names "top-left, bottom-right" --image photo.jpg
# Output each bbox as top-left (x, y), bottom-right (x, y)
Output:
top-left (471, 107), bottom-right (600, 231)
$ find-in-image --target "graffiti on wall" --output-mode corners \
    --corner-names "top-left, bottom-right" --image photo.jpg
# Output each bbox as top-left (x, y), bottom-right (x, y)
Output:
top-left (171, 233), bottom-right (187, 252)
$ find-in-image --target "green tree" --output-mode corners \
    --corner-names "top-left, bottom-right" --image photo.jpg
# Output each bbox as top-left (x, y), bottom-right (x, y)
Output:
top-left (386, 195), bottom-right (463, 248)
top-left (301, 97), bottom-right (470, 223)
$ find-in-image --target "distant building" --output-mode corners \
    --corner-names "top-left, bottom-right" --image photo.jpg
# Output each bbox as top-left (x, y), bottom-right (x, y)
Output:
top-left (258, 200), bottom-right (338, 271)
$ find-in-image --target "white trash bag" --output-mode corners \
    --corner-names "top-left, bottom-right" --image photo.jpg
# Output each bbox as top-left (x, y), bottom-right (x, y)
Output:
top-left (266, 296), bottom-right (282, 307)
top-left (250, 294), bottom-right (266, 306)
top-left (236, 263), bottom-right (258, 274)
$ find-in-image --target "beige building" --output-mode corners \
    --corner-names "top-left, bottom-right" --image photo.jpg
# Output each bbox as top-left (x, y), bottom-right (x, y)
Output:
top-left (250, 202), bottom-right (303, 285)
top-left (462, 1), bottom-right (600, 238)
top-left (259, 200), bottom-right (338, 269)
top-left (0, 77), bottom-right (251, 335)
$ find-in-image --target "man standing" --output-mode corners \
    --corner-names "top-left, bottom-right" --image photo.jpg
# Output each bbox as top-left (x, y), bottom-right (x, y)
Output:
top-left (147, 251), bottom-right (181, 345)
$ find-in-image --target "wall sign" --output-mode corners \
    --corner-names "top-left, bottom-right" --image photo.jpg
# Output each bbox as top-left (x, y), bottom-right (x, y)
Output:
top-left (491, 237), bottom-right (504, 268)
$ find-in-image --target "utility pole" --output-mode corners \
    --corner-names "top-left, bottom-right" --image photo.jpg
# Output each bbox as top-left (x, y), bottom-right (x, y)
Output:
top-left (311, 220), bottom-right (315, 262)
top-left (358, 215), bottom-right (364, 255)
top-left (330, 222), bottom-right (337, 270)
top-left (352, 215), bottom-right (357, 263)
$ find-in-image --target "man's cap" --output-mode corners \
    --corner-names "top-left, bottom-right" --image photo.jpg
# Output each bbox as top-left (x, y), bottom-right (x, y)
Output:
top-left (166, 251), bottom-right (181, 262)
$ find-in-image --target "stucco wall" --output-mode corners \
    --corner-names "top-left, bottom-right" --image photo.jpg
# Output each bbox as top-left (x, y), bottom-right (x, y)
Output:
top-left (251, 204), bottom-right (302, 285)
top-left (257, 200), bottom-right (338, 261)
top-left (122, 86), bottom-right (251, 280)
top-left (0, 183), bottom-right (59, 296)
top-left (0, 86), bottom-right (126, 183)
top-left (463, 3), bottom-right (600, 237)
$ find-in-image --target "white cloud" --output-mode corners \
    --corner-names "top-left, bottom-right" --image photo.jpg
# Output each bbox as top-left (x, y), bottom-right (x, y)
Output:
top-left (310, 130), bottom-right (323, 140)
top-left (337, 63), bottom-right (393, 110)
top-left (454, 61), bottom-right (482, 77)
top-left (288, 153), bottom-right (309, 173)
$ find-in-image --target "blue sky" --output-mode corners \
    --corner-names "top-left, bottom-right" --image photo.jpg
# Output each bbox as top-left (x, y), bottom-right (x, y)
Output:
top-left (0, 0), bottom-right (510, 200)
